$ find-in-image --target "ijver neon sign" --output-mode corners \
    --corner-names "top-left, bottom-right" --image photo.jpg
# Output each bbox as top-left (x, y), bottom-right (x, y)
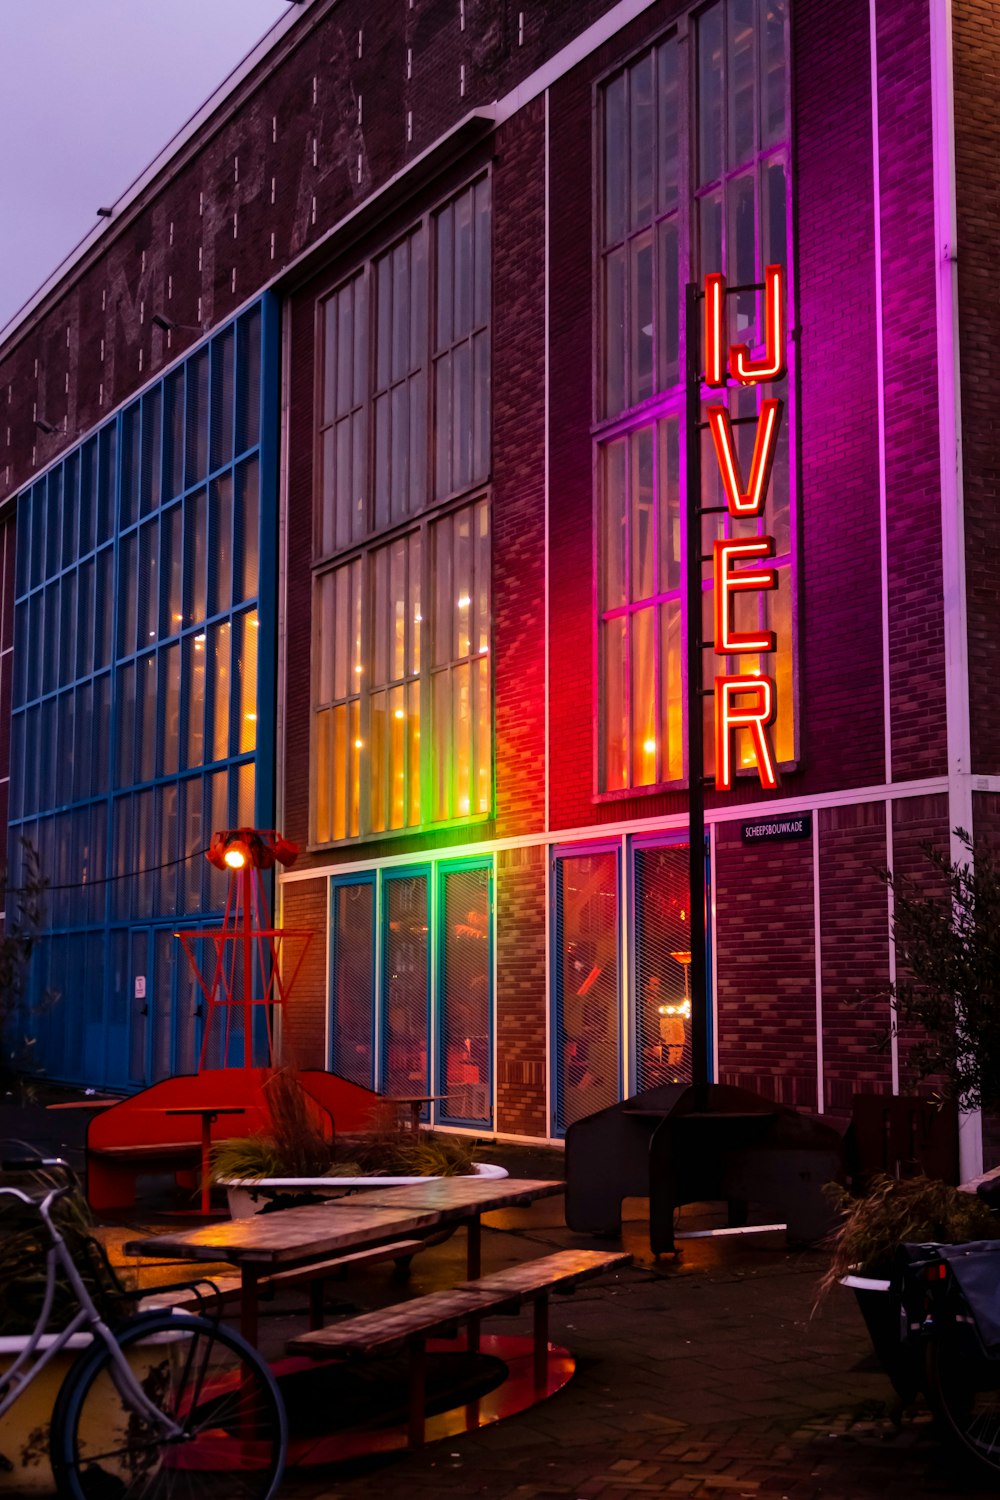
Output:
top-left (703, 263), bottom-right (786, 792)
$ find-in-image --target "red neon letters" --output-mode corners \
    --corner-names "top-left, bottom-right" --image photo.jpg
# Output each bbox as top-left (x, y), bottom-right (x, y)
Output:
top-left (706, 398), bottom-right (783, 517)
top-left (713, 538), bottom-right (777, 656)
top-left (714, 676), bottom-right (778, 792)
top-left (703, 264), bottom-right (785, 387)
top-left (731, 264), bottom-right (785, 384)
top-left (704, 273), bottom-right (727, 387)
top-left (705, 264), bottom-right (787, 792)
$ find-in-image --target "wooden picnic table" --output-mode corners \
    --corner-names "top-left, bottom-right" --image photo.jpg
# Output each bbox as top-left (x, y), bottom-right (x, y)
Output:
top-left (124, 1177), bottom-right (564, 1346)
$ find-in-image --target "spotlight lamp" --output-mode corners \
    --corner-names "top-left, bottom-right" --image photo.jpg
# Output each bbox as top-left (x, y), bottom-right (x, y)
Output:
top-left (206, 828), bottom-right (300, 872)
top-left (34, 418), bottom-right (58, 436)
top-left (96, 207), bottom-right (114, 219)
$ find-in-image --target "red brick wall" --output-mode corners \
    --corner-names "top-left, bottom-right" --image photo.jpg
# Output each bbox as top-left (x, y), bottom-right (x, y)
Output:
top-left (794, 0), bottom-right (885, 793)
top-left (889, 792), bottom-right (950, 1096)
top-left (496, 845), bottom-right (548, 1135)
top-left (714, 820), bottom-right (818, 1108)
top-left (954, 1), bottom-right (1000, 775)
top-left (0, 0), bottom-right (620, 508)
top-left (278, 879), bottom-right (329, 1071)
top-left (875, 0), bottom-right (947, 781)
top-left (818, 801), bottom-right (892, 1113)
top-left (492, 100), bottom-right (547, 840)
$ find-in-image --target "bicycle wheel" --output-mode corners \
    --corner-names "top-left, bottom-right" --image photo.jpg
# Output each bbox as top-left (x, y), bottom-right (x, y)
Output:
top-left (926, 1324), bottom-right (1000, 1477)
top-left (50, 1311), bottom-right (286, 1500)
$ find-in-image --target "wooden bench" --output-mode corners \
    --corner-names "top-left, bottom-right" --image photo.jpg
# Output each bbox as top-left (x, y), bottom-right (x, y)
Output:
top-left (288, 1247), bottom-right (631, 1447)
top-left (139, 1239), bottom-right (426, 1324)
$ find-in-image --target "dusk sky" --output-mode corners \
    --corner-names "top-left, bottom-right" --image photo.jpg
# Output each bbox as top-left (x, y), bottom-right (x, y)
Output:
top-left (1, 0), bottom-right (292, 333)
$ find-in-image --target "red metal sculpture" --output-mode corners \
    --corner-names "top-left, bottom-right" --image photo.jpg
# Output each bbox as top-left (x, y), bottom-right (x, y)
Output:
top-left (86, 828), bottom-right (381, 1213)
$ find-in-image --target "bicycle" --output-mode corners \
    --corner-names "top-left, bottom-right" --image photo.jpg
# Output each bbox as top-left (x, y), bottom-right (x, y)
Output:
top-left (897, 1237), bottom-right (1000, 1480)
top-left (0, 1152), bottom-right (286, 1499)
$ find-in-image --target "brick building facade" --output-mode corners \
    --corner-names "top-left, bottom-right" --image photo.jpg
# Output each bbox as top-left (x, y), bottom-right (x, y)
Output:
top-left (0, 0), bottom-right (994, 1177)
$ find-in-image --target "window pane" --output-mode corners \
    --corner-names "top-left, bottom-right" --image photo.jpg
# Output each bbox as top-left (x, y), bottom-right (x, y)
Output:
top-left (185, 349), bottom-right (209, 486)
top-left (382, 875), bottom-right (429, 1099)
top-left (629, 231), bottom-right (654, 406)
top-left (236, 457), bottom-right (259, 603)
top-left (604, 250), bottom-right (626, 415)
top-left (554, 851), bottom-right (620, 1130)
top-left (138, 652), bottom-right (157, 783)
top-left (440, 865), bottom-right (490, 1124)
top-left (604, 73), bottom-right (627, 244)
top-left (331, 880), bottom-right (374, 1088)
top-left (661, 599), bottom-right (683, 781)
top-left (762, 0), bottom-right (787, 145)
top-left (186, 632), bottom-right (206, 769)
top-left (630, 52), bottom-right (654, 230)
top-left (729, 0), bottom-right (756, 166)
top-left (210, 473), bottom-right (234, 617)
top-left (657, 42), bottom-right (680, 215)
top-left (210, 328), bottom-right (235, 472)
top-left (698, 3), bottom-right (724, 184)
top-left (211, 620), bottom-right (231, 762)
top-left (658, 219), bottom-right (679, 389)
top-left (237, 610), bottom-right (258, 753)
top-left (631, 425), bottom-right (655, 603)
top-left (603, 615), bottom-right (628, 791)
top-left (315, 706), bottom-right (331, 844)
top-left (631, 607), bottom-right (656, 786)
top-left (161, 642), bottom-right (180, 777)
top-left (185, 488), bottom-right (208, 624)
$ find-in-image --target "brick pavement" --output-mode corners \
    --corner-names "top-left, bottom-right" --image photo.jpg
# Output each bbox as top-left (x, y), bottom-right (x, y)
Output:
top-left (274, 1200), bottom-right (999, 1500)
top-left (27, 1109), bottom-right (999, 1500)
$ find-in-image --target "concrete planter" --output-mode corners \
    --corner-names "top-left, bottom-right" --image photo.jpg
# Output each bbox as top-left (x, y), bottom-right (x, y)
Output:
top-left (0, 1329), bottom-right (174, 1493)
top-left (221, 1160), bottom-right (509, 1219)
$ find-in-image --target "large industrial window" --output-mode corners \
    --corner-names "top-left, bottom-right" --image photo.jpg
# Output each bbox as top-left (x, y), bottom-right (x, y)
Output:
top-left (596, 0), bottom-right (793, 793)
top-left (9, 297), bottom-right (277, 1090)
top-left (313, 178), bottom-right (492, 845)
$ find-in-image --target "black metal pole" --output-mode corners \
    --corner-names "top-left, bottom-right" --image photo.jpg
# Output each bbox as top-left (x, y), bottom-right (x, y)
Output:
top-left (685, 280), bottom-right (708, 1091)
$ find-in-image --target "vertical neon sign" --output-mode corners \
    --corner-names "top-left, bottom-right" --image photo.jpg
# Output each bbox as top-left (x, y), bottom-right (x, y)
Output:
top-left (703, 264), bottom-right (787, 791)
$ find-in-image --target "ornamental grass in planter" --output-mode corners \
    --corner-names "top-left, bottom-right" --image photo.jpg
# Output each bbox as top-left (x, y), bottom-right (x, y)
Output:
top-left (818, 1174), bottom-right (1000, 1403)
top-left (818, 1174), bottom-right (1000, 1298)
top-left (209, 1067), bottom-right (480, 1195)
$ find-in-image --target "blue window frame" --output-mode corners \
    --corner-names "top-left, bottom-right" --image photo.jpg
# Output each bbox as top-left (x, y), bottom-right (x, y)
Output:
top-left (628, 833), bottom-right (712, 1096)
top-left (329, 872), bottom-right (378, 1090)
top-left (9, 295), bottom-right (279, 1091)
top-left (551, 841), bottom-right (622, 1137)
top-left (436, 857), bottom-right (492, 1129)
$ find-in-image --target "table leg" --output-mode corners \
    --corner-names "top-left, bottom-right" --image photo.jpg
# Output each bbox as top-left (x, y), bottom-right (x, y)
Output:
top-left (200, 1113), bottom-right (213, 1216)
top-left (533, 1295), bottom-right (549, 1391)
top-left (241, 1266), bottom-right (259, 1348)
top-left (410, 1101), bottom-right (421, 1133)
top-left (466, 1215), bottom-right (481, 1279)
top-left (407, 1335), bottom-right (427, 1449)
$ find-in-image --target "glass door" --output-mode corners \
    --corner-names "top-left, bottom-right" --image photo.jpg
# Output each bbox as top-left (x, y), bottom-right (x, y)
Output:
top-left (329, 874), bottom-right (377, 1089)
top-left (551, 844), bottom-right (622, 1135)
top-left (380, 868), bottom-right (431, 1110)
top-left (437, 860), bottom-right (492, 1128)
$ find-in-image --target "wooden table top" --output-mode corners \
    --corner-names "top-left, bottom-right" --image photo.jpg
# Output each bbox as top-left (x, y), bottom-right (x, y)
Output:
top-left (123, 1178), bottom-right (564, 1268)
top-left (123, 1202), bottom-right (446, 1267)
top-left (331, 1177), bottom-right (565, 1215)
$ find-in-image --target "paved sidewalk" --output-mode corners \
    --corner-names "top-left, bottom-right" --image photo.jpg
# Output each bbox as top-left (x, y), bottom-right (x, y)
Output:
top-left (21, 1104), bottom-right (998, 1499)
top-left (275, 1198), bottom-right (997, 1500)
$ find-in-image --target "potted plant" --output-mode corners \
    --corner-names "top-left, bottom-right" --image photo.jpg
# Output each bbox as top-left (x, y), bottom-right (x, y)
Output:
top-left (210, 1070), bottom-right (506, 1218)
top-left (820, 1173), bottom-right (1000, 1400)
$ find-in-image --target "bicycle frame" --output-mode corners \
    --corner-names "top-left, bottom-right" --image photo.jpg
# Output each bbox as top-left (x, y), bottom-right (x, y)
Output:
top-left (0, 1179), bottom-right (184, 1441)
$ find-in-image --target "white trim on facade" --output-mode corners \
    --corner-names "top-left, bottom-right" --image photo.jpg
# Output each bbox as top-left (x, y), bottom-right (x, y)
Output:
top-left (929, 0), bottom-right (979, 1179)
top-left (868, 0), bottom-right (892, 786)
top-left (278, 772), bottom-right (953, 883)
top-left (812, 814), bottom-right (824, 1113)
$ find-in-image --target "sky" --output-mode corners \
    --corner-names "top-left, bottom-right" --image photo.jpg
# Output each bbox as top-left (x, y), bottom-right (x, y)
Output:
top-left (0, 0), bottom-right (294, 332)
